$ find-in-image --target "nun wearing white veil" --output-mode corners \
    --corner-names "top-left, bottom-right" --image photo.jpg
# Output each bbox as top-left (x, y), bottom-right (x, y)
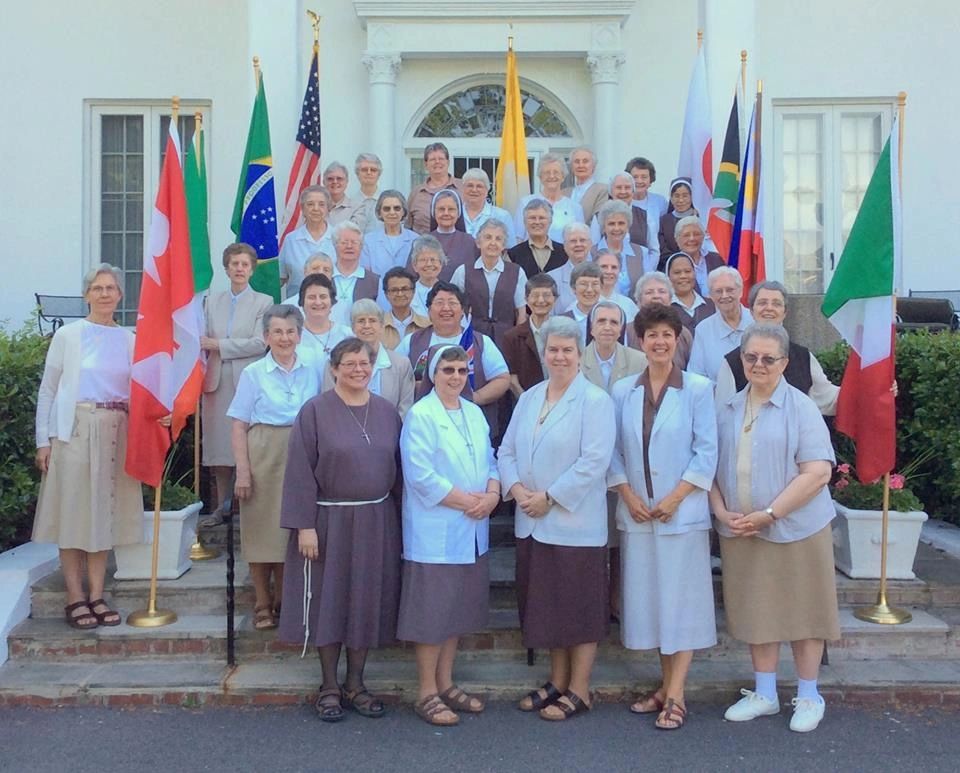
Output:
top-left (397, 344), bottom-right (500, 726)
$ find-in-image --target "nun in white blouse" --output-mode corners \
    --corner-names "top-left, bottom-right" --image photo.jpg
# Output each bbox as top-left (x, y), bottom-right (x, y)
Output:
top-left (397, 345), bottom-right (500, 726)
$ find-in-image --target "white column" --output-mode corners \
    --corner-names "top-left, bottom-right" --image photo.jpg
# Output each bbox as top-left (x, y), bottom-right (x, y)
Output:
top-left (361, 52), bottom-right (402, 190)
top-left (586, 52), bottom-right (625, 182)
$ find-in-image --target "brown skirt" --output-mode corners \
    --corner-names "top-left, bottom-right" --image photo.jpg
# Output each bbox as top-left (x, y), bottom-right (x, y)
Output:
top-left (396, 553), bottom-right (490, 645)
top-left (33, 405), bottom-right (142, 552)
top-left (719, 524), bottom-right (840, 644)
top-left (515, 537), bottom-right (609, 649)
top-left (239, 424), bottom-right (290, 563)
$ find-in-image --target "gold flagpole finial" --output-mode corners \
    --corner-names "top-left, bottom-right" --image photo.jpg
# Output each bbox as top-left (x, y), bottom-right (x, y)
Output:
top-left (253, 56), bottom-right (261, 88)
top-left (171, 96), bottom-right (180, 123)
top-left (307, 9), bottom-right (321, 48)
top-left (697, 29), bottom-right (703, 49)
top-left (194, 111), bottom-right (203, 130)
top-left (757, 78), bottom-right (763, 96)
top-left (740, 49), bottom-right (747, 63)
top-left (897, 90), bottom-right (907, 108)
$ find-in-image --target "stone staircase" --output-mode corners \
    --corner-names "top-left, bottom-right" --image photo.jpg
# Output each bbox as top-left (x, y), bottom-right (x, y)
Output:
top-left (2, 516), bottom-right (960, 708)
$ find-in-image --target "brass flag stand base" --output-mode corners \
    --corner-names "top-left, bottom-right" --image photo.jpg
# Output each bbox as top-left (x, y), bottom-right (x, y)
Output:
top-left (853, 472), bottom-right (912, 626)
top-left (127, 483), bottom-right (178, 629)
top-left (189, 537), bottom-right (220, 562)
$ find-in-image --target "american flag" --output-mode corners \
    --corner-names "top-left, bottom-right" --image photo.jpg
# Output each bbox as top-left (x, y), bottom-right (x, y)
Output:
top-left (279, 47), bottom-right (322, 247)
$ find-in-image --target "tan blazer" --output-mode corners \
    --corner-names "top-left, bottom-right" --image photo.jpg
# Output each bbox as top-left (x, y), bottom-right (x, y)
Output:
top-left (564, 182), bottom-right (609, 223)
top-left (382, 312), bottom-right (430, 350)
top-left (323, 347), bottom-right (415, 418)
top-left (581, 342), bottom-right (647, 394)
top-left (202, 289), bottom-right (273, 393)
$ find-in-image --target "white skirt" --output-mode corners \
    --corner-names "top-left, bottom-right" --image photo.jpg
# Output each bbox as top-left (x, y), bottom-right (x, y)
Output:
top-left (619, 528), bottom-right (717, 654)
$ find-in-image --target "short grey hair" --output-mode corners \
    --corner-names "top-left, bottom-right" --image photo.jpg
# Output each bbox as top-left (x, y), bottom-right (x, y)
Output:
top-left (354, 153), bottom-right (382, 172)
top-left (476, 218), bottom-right (508, 239)
top-left (350, 298), bottom-right (384, 323)
top-left (741, 322), bottom-right (790, 358)
top-left (332, 220), bottom-right (364, 247)
top-left (562, 222), bottom-right (591, 242)
top-left (82, 263), bottom-right (123, 296)
top-left (589, 299), bottom-right (625, 327)
top-left (674, 215), bottom-right (704, 240)
top-left (707, 265), bottom-right (744, 292)
top-left (410, 234), bottom-right (447, 266)
top-left (263, 303), bottom-right (304, 334)
top-left (523, 197), bottom-right (553, 218)
top-left (570, 146), bottom-right (597, 164)
top-left (634, 271), bottom-right (672, 303)
top-left (598, 199), bottom-right (632, 227)
top-left (570, 261), bottom-right (602, 288)
top-left (594, 247), bottom-right (622, 267)
top-left (303, 252), bottom-right (333, 272)
top-left (747, 279), bottom-right (789, 309)
top-left (323, 161), bottom-right (349, 181)
top-left (538, 152), bottom-right (569, 179)
top-left (299, 184), bottom-right (331, 208)
top-left (609, 172), bottom-right (636, 195)
top-left (462, 168), bottom-right (491, 187)
top-left (539, 315), bottom-right (584, 355)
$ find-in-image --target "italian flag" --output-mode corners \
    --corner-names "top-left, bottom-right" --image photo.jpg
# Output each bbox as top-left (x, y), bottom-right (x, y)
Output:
top-left (821, 116), bottom-right (900, 484)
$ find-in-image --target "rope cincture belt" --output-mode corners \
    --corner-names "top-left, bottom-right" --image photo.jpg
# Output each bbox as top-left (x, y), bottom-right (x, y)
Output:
top-left (300, 492), bottom-right (391, 658)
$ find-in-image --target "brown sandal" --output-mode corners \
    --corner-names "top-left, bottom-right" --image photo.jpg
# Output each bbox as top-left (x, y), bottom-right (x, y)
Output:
top-left (655, 698), bottom-right (687, 730)
top-left (539, 690), bottom-right (592, 721)
top-left (253, 605), bottom-right (276, 631)
top-left (64, 601), bottom-right (98, 630)
top-left (630, 690), bottom-right (665, 714)
top-left (342, 685), bottom-right (386, 718)
top-left (439, 685), bottom-right (485, 713)
top-left (314, 687), bottom-right (344, 722)
top-left (518, 681), bottom-right (562, 712)
top-left (415, 694), bottom-right (459, 726)
top-left (88, 598), bottom-right (121, 627)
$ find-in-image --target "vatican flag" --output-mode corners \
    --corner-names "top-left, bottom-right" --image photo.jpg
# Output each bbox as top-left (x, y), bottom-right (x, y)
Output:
top-left (495, 45), bottom-right (530, 214)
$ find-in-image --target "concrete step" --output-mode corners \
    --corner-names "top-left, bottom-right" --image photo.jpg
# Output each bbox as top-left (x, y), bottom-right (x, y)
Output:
top-left (9, 607), bottom-right (956, 663)
top-left (2, 654), bottom-right (959, 709)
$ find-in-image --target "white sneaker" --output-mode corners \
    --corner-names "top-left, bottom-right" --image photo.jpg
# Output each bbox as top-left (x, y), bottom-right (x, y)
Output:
top-left (724, 688), bottom-right (780, 722)
top-left (789, 697), bottom-right (825, 732)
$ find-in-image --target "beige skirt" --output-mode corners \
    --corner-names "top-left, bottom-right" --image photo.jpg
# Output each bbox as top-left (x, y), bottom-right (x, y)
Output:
top-left (239, 424), bottom-right (290, 563)
top-left (201, 367), bottom-right (238, 467)
top-left (33, 405), bottom-right (143, 552)
top-left (719, 524), bottom-right (840, 644)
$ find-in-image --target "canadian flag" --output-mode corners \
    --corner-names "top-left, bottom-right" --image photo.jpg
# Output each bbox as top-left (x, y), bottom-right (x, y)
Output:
top-left (125, 121), bottom-right (204, 487)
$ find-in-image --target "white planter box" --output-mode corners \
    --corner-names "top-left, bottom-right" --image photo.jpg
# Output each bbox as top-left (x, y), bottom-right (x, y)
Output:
top-left (113, 502), bottom-right (202, 580)
top-left (832, 501), bottom-right (928, 580)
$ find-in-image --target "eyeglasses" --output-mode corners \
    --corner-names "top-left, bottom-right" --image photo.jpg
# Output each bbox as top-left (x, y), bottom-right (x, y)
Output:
top-left (338, 361), bottom-right (371, 371)
top-left (380, 205), bottom-right (403, 212)
top-left (387, 287), bottom-right (414, 295)
top-left (742, 353), bottom-right (786, 367)
top-left (88, 285), bottom-right (119, 295)
top-left (439, 366), bottom-right (468, 375)
top-left (431, 300), bottom-right (462, 310)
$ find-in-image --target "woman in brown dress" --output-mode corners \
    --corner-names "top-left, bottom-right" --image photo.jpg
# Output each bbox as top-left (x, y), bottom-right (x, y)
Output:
top-left (278, 337), bottom-right (403, 722)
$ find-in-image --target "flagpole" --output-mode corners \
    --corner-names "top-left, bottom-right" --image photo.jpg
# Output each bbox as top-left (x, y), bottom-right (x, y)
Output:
top-left (740, 50), bottom-right (747, 97)
top-left (129, 97), bottom-right (180, 626)
top-left (253, 55), bottom-right (261, 89)
top-left (697, 29), bottom-right (703, 50)
top-left (188, 402), bottom-right (219, 561)
top-left (854, 90), bottom-right (911, 626)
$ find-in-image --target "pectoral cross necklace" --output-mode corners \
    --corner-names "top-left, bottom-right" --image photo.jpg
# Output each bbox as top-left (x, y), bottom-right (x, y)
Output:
top-left (346, 402), bottom-right (372, 444)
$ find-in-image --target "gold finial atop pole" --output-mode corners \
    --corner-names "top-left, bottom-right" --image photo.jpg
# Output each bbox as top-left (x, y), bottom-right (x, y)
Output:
top-left (757, 78), bottom-right (763, 96)
top-left (896, 91), bottom-right (906, 194)
top-left (740, 50), bottom-right (748, 96)
top-left (194, 111), bottom-right (203, 133)
top-left (171, 96), bottom-right (180, 123)
top-left (508, 35), bottom-right (514, 51)
top-left (253, 56), bottom-right (261, 88)
top-left (697, 29), bottom-right (703, 49)
top-left (307, 9), bottom-right (321, 50)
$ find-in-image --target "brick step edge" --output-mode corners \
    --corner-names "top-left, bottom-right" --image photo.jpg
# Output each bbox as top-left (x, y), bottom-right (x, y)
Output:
top-left (3, 684), bottom-right (960, 710)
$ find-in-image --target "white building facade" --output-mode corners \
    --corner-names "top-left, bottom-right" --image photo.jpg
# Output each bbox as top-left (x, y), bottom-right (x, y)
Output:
top-left (3, 0), bottom-right (956, 327)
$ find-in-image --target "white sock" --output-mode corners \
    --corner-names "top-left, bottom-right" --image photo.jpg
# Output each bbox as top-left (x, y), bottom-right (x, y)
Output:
top-left (754, 671), bottom-right (777, 702)
top-left (796, 678), bottom-right (822, 702)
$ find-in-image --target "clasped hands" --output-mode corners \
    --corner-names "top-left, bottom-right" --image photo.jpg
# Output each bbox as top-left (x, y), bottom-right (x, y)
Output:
top-left (715, 508), bottom-right (775, 537)
top-left (510, 484), bottom-right (551, 518)
top-left (619, 486), bottom-right (681, 524)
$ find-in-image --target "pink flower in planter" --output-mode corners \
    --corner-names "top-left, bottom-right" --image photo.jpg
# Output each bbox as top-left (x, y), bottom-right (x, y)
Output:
top-left (837, 463), bottom-right (851, 474)
top-left (834, 478), bottom-right (849, 491)
top-left (890, 474), bottom-right (906, 490)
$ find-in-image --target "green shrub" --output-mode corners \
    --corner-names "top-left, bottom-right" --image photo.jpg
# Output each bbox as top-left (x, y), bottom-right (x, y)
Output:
top-left (0, 323), bottom-right (50, 552)
top-left (818, 331), bottom-right (960, 524)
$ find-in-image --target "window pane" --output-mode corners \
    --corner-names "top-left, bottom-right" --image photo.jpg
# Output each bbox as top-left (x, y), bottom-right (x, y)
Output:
top-left (415, 84), bottom-right (571, 138)
top-left (101, 233), bottom-right (123, 263)
top-left (839, 113), bottom-right (882, 248)
top-left (125, 116), bottom-right (143, 152)
top-left (102, 196), bottom-right (123, 231)
top-left (102, 116), bottom-right (124, 153)
top-left (781, 114), bottom-right (824, 294)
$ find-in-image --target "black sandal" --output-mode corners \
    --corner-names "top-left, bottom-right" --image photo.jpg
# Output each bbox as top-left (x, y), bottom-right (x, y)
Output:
top-left (88, 598), bottom-right (121, 627)
top-left (314, 687), bottom-right (344, 722)
top-left (342, 685), bottom-right (386, 718)
top-left (539, 690), bottom-right (592, 721)
top-left (518, 681), bottom-right (562, 712)
top-left (64, 601), bottom-right (98, 630)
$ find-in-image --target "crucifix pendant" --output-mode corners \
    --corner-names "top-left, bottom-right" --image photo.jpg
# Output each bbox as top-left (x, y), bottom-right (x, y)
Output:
top-left (361, 430), bottom-right (371, 444)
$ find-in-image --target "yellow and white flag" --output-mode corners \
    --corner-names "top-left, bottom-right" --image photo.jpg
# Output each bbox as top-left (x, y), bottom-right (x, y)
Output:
top-left (495, 46), bottom-right (530, 213)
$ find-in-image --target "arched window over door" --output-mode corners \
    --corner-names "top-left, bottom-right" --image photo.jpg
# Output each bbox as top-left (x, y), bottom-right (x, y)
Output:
top-left (405, 80), bottom-right (581, 201)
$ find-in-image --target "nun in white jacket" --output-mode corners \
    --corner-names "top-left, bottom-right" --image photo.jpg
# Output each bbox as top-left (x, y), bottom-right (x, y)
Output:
top-left (397, 345), bottom-right (500, 727)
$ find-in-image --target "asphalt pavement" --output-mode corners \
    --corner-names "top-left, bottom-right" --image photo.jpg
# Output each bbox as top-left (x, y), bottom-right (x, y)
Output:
top-left (1, 700), bottom-right (957, 772)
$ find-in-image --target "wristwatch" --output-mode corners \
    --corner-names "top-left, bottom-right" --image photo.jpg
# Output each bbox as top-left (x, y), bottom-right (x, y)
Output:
top-left (545, 491), bottom-right (555, 507)
top-left (764, 506), bottom-right (777, 521)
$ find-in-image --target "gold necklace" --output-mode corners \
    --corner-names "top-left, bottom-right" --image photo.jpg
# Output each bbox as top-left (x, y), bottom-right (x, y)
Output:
top-left (744, 393), bottom-right (764, 433)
